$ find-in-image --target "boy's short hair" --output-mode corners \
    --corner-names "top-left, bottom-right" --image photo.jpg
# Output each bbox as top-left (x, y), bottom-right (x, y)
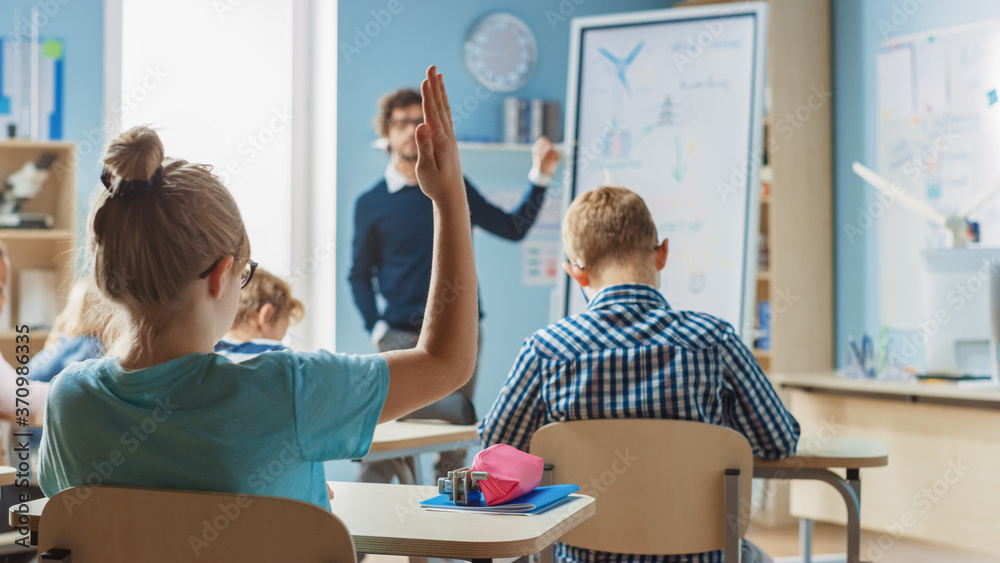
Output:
top-left (562, 186), bottom-right (658, 273)
top-left (231, 268), bottom-right (304, 330)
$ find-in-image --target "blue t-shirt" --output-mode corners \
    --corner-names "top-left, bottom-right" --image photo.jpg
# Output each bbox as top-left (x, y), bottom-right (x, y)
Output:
top-left (39, 350), bottom-right (389, 509)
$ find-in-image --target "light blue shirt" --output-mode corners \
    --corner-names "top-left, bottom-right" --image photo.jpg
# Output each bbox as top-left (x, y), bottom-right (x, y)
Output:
top-left (39, 350), bottom-right (388, 509)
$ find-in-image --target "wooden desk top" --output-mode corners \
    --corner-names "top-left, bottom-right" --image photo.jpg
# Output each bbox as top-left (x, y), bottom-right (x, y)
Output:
top-left (11, 497), bottom-right (43, 529)
top-left (329, 481), bottom-right (594, 558)
top-left (773, 372), bottom-right (1000, 408)
top-left (0, 466), bottom-right (15, 487)
top-left (12, 483), bottom-right (596, 559)
top-left (369, 420), bottom-right (479, 453)
top-left (754, 437), bottom-right (888, 470)
top-left (11, 436), bottom-right (884, 533)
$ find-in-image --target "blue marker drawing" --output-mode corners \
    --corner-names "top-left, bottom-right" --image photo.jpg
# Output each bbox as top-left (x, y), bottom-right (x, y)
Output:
top-left (989, 88), bottom-right (998, 106)
top-left (598, 41), bottom-right (644, 97)
top-left (673, 136), bottom-right (687, 182)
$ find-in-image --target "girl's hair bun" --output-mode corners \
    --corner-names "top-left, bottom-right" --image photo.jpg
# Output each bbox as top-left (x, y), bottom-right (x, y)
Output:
top-left (101, 126), bottom-right (165, 197)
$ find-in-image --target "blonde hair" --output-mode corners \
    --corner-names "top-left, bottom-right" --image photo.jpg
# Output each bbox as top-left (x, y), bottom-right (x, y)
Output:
top-left (89, 126), bottom-right (250, 358)
top-left (45, 276), bottom-right (120, 350)
top-left (230, 268), bottom-right (304, 330)
top-left (562, 186), bottom-right (658, 273)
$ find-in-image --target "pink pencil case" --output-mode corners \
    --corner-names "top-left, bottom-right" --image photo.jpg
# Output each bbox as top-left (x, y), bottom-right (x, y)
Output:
top-left (471, 444), bottom-right (544, 506)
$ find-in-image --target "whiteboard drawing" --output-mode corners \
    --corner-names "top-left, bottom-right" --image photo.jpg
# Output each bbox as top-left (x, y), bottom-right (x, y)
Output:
top-left (598, 41), bottom-right (644, 97)
top-left (558, 4), bottom-right (768, 341)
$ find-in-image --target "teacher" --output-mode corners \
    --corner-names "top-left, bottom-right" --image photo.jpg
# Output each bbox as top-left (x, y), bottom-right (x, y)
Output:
top-left (349, 87), bottom-right (558, 482)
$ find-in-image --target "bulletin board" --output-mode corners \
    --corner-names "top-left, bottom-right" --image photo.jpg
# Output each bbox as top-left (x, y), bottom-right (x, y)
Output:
top-left (876, 21), bottom-right (1000, 329)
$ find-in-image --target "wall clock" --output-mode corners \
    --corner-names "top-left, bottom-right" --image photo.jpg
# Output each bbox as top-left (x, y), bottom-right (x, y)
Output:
top-left (464, 13), bottom-right (537, 93)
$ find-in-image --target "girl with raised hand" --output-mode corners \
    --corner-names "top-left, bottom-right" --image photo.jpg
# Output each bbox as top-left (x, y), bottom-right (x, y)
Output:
top-left (39, 66), bottom-right (476, 508)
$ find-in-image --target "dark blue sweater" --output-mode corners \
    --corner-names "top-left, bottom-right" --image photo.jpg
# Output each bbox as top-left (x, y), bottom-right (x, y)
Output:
top-left (349, 176), bottom-right (546, 332)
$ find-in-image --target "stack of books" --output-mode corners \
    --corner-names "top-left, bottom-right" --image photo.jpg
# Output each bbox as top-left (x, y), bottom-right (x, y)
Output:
top-left (503, 98), bottom-right (563, 144)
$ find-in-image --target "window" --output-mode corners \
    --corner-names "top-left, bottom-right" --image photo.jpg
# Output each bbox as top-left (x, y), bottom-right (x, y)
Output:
top-left (108, 0), bottom-right (337, 349)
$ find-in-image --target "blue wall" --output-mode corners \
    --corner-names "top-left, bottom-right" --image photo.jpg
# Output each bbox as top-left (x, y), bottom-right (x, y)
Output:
top-left (335, 0), bottom-right (674, 418)
top-left (11, 0), bottom-right (1000, 395)
top-left (832, 0), bottom-right (1000, 366)
top-left (3, 0), bottom-right (105, 230)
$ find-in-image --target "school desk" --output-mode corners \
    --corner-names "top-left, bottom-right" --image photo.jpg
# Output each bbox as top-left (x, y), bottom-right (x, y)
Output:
top-left (12, 482), bottom-right (596, 562)
top-left (754, 437), bottom-right (888, 563)
top-left (362, 420), bottom-right (480, 484)
top-left (773, 372), bottom-right (1000, 558)
top-left (0, 466), bottom-right (15, 486)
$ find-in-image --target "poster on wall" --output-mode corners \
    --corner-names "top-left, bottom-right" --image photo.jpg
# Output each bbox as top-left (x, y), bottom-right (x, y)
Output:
top-left (0, 38), bottom-right (65, 140)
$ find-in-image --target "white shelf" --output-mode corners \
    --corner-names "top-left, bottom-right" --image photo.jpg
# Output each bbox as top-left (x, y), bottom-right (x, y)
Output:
top-left (0, 229), bottom-right (75, 241)
top-left (371, 139), bottom-right (561, 152)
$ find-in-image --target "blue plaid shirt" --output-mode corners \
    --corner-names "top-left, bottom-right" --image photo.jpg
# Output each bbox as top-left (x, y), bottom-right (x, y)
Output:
top-left (480, 284), bottom-right (800, 563)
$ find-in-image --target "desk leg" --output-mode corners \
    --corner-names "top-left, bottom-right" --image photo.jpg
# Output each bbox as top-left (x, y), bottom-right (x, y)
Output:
top-left (392, 458), bottom-right (417, 485)
top-left (799, 518), bottom-right (813, 563)
top-left (754, 467), bottom-right (861, 563)
top-left (537, 467), bottom-right (555, 563)
top-left (414, 454), bottom-right (429, 486)
top-left (846, 469), bottom-right (862, 563)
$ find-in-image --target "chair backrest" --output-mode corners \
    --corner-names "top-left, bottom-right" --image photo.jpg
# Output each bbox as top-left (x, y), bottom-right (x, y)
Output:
top-left (39, 486), bottom-right (355, 562)
top-left (530, 419), bottom-right (752, 556)
top-left (401, 392), bottom-right (478, 425)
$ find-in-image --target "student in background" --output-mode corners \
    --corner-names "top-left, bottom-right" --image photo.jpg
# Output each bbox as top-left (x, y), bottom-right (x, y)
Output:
top-left (480, 186), bottom-right (799, 563)
top-left (0, 276), bottom-right (114, 429)
top-left (39, 66), bottom-right (478, 509)
top-left (0, 239), bottom-right (20, 424)
top-left (215, 267), bottom-right (304, 362)
top-left (30, 276), bottom-right (113, 383)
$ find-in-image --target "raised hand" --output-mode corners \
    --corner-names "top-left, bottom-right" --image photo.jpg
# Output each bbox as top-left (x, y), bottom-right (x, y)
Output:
top-left (415, 66), bottom-right (463, 203)
top-left (378, 65), bottom-right (478, 424)
top-left (532, 136), bottom-right (560, 176)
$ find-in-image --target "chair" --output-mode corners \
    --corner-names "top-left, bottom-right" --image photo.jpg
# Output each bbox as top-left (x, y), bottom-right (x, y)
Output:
top-left (0, 465), bottom-right (15, 487)
top-left (400, 392), bottom-right (477, 425)
top-left (529, 419), bottom-right (752, 562)
top-left (37, 486), bottom-right (355, 562)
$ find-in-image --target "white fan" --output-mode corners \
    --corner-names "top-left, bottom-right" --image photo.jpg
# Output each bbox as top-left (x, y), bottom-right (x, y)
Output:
top-left (852, 162), bottom-right (1000, 248)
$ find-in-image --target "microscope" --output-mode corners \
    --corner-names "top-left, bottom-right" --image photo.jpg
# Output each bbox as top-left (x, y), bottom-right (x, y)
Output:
top-left (1, 153), bottom-right (57, 228)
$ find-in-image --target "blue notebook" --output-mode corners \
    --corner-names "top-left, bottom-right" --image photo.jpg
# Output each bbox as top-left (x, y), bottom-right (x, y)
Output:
top-left (420, 484), bottom-right (580, 515)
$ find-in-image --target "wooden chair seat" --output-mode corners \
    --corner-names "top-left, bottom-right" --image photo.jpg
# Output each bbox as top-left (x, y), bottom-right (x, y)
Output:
top-left (530, 419), bottom-right (752, 561)
top-left (38, 486), bottom-right (355, 562)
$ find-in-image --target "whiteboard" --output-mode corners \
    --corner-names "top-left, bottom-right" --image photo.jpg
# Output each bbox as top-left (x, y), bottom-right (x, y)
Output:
top-left (876, 21), bottom-right (1000, 329)
top-left (556, 3), bottom-right (768, 341)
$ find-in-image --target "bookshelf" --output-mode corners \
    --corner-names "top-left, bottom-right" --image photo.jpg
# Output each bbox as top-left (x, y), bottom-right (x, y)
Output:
top-left (677, 0), bottom-right (833, 375)
top-left (677, 0), bottom-right (833, 529)
top-left (0, 140), bottom-right (78, 358)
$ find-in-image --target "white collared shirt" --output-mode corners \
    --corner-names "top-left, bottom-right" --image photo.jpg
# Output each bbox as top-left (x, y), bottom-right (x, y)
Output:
top-left (384, 161), bottom-right (553, 195)
top-left (384, 161), bottom-right (416, 194)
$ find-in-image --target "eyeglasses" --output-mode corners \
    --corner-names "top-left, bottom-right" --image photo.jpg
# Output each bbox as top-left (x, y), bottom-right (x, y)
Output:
top-left (199, 257), bottom-right (258, 289)
top-left (388, 117), bottom-right (423, 130)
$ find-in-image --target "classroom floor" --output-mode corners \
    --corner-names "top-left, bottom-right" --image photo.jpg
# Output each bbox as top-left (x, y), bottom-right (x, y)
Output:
top-left (745, 522), bottom-right (1000, 563)
top-left (3, 523), bottom-right (998, 563)
top-left (356, 522), bottom-right (1000, 563)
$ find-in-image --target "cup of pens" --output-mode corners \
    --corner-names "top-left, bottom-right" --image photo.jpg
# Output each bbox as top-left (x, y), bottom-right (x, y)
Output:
top-left (845, 334), bottom-right (877, 379)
